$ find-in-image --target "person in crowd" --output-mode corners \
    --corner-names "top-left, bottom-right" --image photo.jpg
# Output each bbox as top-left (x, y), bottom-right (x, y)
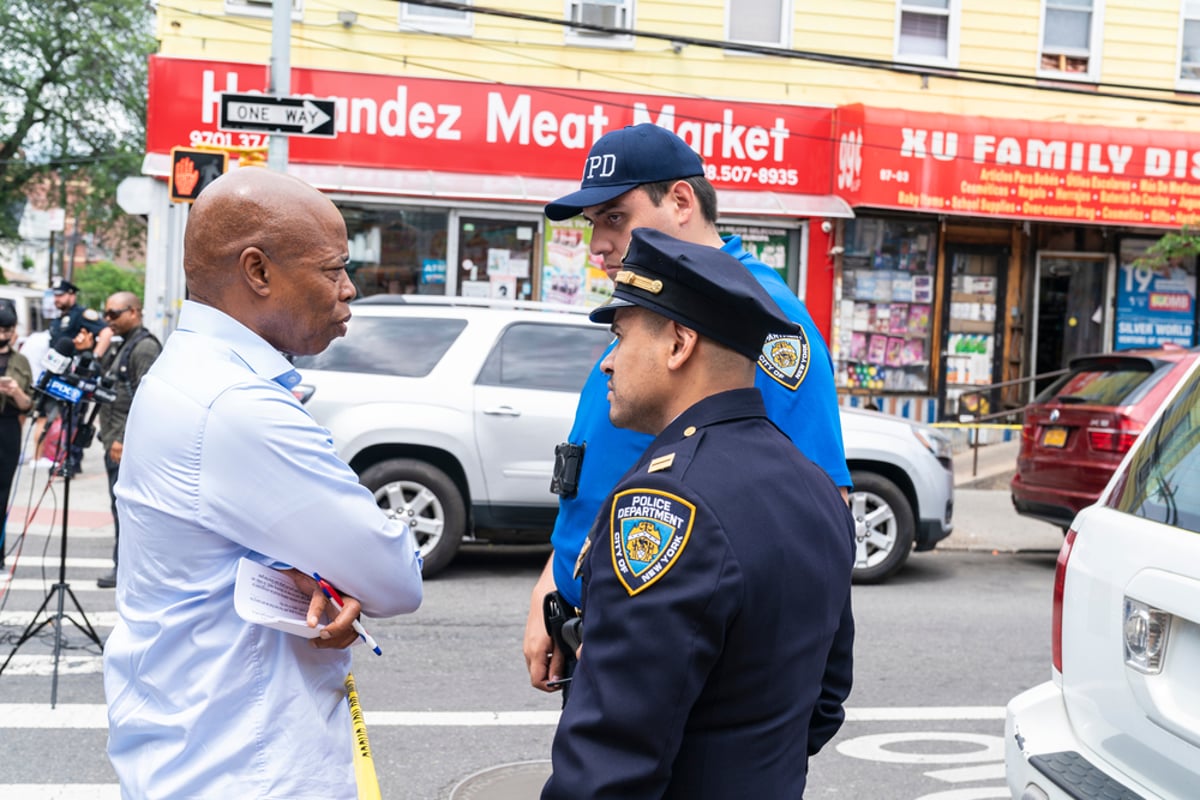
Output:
top-left (542, 228), bottom-right (856, 798)
top-left (0, 305), bottom-right (34, 569)
top-left (103, 168), bottom-right (423, 799)
top-left (525, 125), bottom-right (851, 720)
top-left (92, 292), bottom-right (161, 589)
top-left (49, 278), bottom-right (111, 358)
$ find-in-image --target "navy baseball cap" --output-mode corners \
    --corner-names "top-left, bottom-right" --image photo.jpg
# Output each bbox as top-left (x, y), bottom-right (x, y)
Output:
top-left (545, 124), bottom-right (705, 221)
top-left (590, 228), bottom-right (798, 360)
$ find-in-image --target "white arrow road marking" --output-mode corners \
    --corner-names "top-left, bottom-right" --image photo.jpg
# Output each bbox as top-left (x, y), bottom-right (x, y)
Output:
top-left (0, 705), bottom-right (1008, 730)
top-left (914, 790), bottom-right (1009, 800)
top-left (923, 763), bottom-right (1007, 782)
top-left (837, 731), bottom-right (1005, 764)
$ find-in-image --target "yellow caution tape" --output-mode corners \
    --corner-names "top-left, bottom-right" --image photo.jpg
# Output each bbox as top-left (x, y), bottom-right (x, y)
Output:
top-left (929, 422), bottom-right (1023, 430)
top-left (346, 673), bottom-right (382, 800)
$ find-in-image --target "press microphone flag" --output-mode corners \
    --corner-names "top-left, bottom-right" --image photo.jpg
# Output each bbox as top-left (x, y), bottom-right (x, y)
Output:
top-left (42, 338), bottom-right (74, 376)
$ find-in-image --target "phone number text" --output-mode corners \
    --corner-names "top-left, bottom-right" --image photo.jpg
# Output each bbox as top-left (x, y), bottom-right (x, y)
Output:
top-left (704, 164), bottom-right (800, 187)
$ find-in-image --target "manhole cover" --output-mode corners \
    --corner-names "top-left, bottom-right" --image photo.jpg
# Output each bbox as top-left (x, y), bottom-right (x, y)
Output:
top-left (449, 760), bottom-right (552, 799)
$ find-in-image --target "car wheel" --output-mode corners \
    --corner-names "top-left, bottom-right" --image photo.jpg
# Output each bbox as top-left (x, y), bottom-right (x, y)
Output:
top-left (359, 459), bottom-right (465, 578)
top-left (848, 470), bottom-right (915, 584)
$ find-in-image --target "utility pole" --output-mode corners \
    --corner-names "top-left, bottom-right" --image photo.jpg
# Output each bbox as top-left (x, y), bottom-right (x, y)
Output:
top-left (268, 0), bottom-right (291, 172)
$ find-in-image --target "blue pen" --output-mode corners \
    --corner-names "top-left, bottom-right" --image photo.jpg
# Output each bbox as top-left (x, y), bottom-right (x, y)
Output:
top-left (312, 572), bottom-right (383, 656)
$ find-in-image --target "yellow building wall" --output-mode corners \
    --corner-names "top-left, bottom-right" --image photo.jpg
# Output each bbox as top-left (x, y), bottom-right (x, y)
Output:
top-left (156, 1), bottom-right (1200, 132)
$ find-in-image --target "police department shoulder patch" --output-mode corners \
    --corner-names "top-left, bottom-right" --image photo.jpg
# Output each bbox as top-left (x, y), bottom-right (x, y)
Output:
top-left (82, 308), bottom-right (101, 322)
top-left (610, 488), bottom-right (695, 596)
top-left (758, 330), bottom-right (811, 391)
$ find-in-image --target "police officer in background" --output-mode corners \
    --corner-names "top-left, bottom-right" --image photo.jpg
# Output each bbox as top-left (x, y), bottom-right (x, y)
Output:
top-left (92, 292), bottom-right (161, 589)
top-left (49, 278), bottom-right (111, 358)
top-left (542, 228), bottom-right (856, 799)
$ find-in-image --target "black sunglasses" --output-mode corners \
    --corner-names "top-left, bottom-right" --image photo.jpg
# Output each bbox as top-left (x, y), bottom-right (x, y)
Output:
top-left (104, 307), bottom-right (131, 320)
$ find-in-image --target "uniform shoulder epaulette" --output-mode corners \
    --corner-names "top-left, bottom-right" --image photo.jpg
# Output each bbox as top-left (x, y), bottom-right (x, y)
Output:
top-left (643, 430), bottom-right (701, 476)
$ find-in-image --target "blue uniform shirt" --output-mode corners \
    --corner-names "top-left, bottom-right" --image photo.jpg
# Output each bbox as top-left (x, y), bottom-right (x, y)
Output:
top-left (543, 388), bottom-right (855, 799)
top-left (49, 303), bottom-right (106, 349)
top-left (549, 235), bottom-right (849, 607)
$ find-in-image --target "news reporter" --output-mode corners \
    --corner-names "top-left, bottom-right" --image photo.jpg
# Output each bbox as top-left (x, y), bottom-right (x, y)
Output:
top-left (0, 305), bottom-right (33, 568)
top-left (102, 168), bottom-right (423, 799)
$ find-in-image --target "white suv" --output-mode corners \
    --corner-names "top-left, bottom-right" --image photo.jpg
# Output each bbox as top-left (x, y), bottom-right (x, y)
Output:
top-left (1005, 354), bottom-right (1200, 799)
top-left (293, 296), bottom-right (953, 579)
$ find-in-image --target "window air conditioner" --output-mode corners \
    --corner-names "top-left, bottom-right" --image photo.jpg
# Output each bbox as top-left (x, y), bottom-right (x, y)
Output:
top-left (573, 2), bottom-right (623, 32)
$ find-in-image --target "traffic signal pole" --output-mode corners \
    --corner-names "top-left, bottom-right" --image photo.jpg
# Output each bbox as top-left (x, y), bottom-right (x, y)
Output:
top-left (269, 0), bottom-right (291, 172)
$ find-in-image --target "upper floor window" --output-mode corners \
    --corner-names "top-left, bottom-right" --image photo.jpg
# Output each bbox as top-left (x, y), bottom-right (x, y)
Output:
top-left (565, 0), bottom-right (634, 47)
top-left (1179, 1), bottom-right (1200, 87)
top-left (1039, 0), bottom-right (1103, 80)
top-left (727, 0), bottom-right (790, 48)
top-left (400, 1), bottom-right (473, 35)
top-left (894, 0), bottom-right (958, 65)
top-left (224, 0), bottom-right (302, 19)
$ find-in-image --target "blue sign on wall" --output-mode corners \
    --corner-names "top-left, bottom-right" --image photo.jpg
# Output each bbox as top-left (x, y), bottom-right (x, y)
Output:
top-left (1115, 241), bottom-right (1197, 350)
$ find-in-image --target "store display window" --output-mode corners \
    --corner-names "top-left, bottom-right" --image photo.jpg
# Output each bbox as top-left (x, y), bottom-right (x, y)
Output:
top-left (833, 217), bottom-right (937, 393)
top-left (720, 224), bottom-right (792, 284)
top-left (942, 248), bottom-right (1006, 417)
top-left (342, 205), bottom-right (448, 297)
top-left (457, 217), bottom-right (537, 300)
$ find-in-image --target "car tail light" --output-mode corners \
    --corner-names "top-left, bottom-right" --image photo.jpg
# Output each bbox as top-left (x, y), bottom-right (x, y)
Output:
top-left (1087, 417), bottom-right (1142, 453)
top-left (1052, 528), bottom-right (1077, 674)
top-left (1123, 598), bottom-right (1171, 674)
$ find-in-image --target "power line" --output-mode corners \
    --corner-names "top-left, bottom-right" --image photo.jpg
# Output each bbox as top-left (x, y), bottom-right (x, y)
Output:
top-left (399, 0), bottom-right (1200, 108)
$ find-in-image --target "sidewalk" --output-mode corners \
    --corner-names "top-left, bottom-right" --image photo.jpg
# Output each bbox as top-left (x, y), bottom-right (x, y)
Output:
top-left (945, 439), bottom-right (1064, 552)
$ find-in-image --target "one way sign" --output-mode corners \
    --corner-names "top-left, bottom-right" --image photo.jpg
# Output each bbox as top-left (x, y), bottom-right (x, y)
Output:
top-left (219, 93), bottom-right (337, 138)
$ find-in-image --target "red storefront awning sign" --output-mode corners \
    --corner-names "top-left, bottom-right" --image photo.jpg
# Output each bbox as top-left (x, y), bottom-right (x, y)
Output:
top-left (835, 103), bottom-right (1200, 229)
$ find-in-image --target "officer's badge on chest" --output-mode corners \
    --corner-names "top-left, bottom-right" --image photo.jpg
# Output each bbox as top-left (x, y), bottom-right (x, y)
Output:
top-left (609, 489), bottom-right (695, 596)
top-left (758, 330), bottom-right (811, 390)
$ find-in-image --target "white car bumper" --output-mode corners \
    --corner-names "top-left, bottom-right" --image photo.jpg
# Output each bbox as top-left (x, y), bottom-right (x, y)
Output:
top-left (1005, 681), bottom-right (1156, 800)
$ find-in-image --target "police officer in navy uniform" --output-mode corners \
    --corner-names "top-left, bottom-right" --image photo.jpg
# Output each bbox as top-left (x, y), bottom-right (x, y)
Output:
top-left (49, 278), bottom-right (112, 358)
top-left (542, 228), bottom-right (856, 800)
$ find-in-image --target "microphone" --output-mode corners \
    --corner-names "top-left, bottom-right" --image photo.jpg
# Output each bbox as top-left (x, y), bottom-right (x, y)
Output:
top-left (34, 339), bottom-right (85, 409)
top-left (42, 338), bottom-right (74, 377)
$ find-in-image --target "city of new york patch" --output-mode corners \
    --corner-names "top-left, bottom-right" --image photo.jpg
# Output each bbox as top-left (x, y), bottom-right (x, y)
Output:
top-left (758, 330), bottom-right (811, 390)
top-left (609, 489), bottom-right (696, 596)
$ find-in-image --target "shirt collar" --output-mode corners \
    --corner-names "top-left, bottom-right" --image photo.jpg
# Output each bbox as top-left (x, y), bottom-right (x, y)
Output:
top-left (176, 301), bottom-right (301, 389)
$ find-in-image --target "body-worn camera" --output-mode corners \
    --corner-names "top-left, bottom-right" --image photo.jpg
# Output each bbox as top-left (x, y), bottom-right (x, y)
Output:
top-left (550, 442), bottom-right (585, 498)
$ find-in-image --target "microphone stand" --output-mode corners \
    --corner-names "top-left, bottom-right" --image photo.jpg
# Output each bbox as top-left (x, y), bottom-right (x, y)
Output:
top-left (0, 399), bottom-right (104, 707)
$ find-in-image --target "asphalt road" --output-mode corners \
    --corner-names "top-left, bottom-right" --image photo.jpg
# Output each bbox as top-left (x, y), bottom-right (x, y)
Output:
top-left (0, 445), bottom-right (1061, 799)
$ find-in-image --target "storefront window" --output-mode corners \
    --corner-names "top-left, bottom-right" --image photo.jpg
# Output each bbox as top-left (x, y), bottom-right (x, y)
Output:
top-left (542, 217), bottom-right (610, 307)
top-left (942, 248), bottom-right (1006, 417)
top-left (457, 217), bottom-right (537, 300)
top-left (341, 205), bottom-right (448, 297)
top-left (834, 217), bottom-right (937, 393)
top-left (720, 224), bottom-right (791, 284)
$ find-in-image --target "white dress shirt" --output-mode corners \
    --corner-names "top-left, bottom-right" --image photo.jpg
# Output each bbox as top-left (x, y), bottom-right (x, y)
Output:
top-left (103, 301), bottom-right (422, 799)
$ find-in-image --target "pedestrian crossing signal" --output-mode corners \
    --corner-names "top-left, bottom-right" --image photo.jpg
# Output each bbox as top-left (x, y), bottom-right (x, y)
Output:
top-left (168, 147), bottom-right (228, 203)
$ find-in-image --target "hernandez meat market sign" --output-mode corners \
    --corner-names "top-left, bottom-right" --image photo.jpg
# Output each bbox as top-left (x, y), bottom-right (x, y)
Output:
top-left (835, 104), bottom-right (1200, 228)
top-left (147, 56), bottom-right (832, 194)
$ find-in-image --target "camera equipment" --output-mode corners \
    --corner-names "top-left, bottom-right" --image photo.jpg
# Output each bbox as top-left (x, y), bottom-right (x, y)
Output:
top-left (0, 341), bottom-right (109, 705)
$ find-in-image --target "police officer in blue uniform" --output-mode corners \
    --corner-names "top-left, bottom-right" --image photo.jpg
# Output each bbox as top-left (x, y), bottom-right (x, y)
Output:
top-left (49, 278), bottom-right (111, 358)
top-left (542, 228), bottom-right (856, 800)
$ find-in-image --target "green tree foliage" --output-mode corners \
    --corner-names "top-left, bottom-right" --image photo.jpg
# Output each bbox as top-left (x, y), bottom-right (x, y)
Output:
top-left (1131, 227), bottom-right (1200, 269)
top-left (0, 1), bottom-right (156, 249)
top-left (74, 260), bottom-right (145, 309)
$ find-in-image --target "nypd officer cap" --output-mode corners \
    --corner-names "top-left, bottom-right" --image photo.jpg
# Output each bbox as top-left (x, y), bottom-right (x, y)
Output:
top-left (50, 278), bottom-right (80, 295)
top-left (589, 228), bottom-right (798, 360)
top-left (545, 124), bottom-right (704, 221)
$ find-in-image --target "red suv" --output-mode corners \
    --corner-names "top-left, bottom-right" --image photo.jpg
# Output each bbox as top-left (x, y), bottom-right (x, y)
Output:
top-left (1011, 344), bottom-right (1200, 529)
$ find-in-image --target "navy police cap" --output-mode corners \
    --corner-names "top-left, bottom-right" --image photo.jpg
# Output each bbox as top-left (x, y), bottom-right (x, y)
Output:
top-left (589, 228), bottom-right (798, 360)
top-left (50, 278), bottom-right (80, 295)
top-left (545, 124), bottom-right (704, 221)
